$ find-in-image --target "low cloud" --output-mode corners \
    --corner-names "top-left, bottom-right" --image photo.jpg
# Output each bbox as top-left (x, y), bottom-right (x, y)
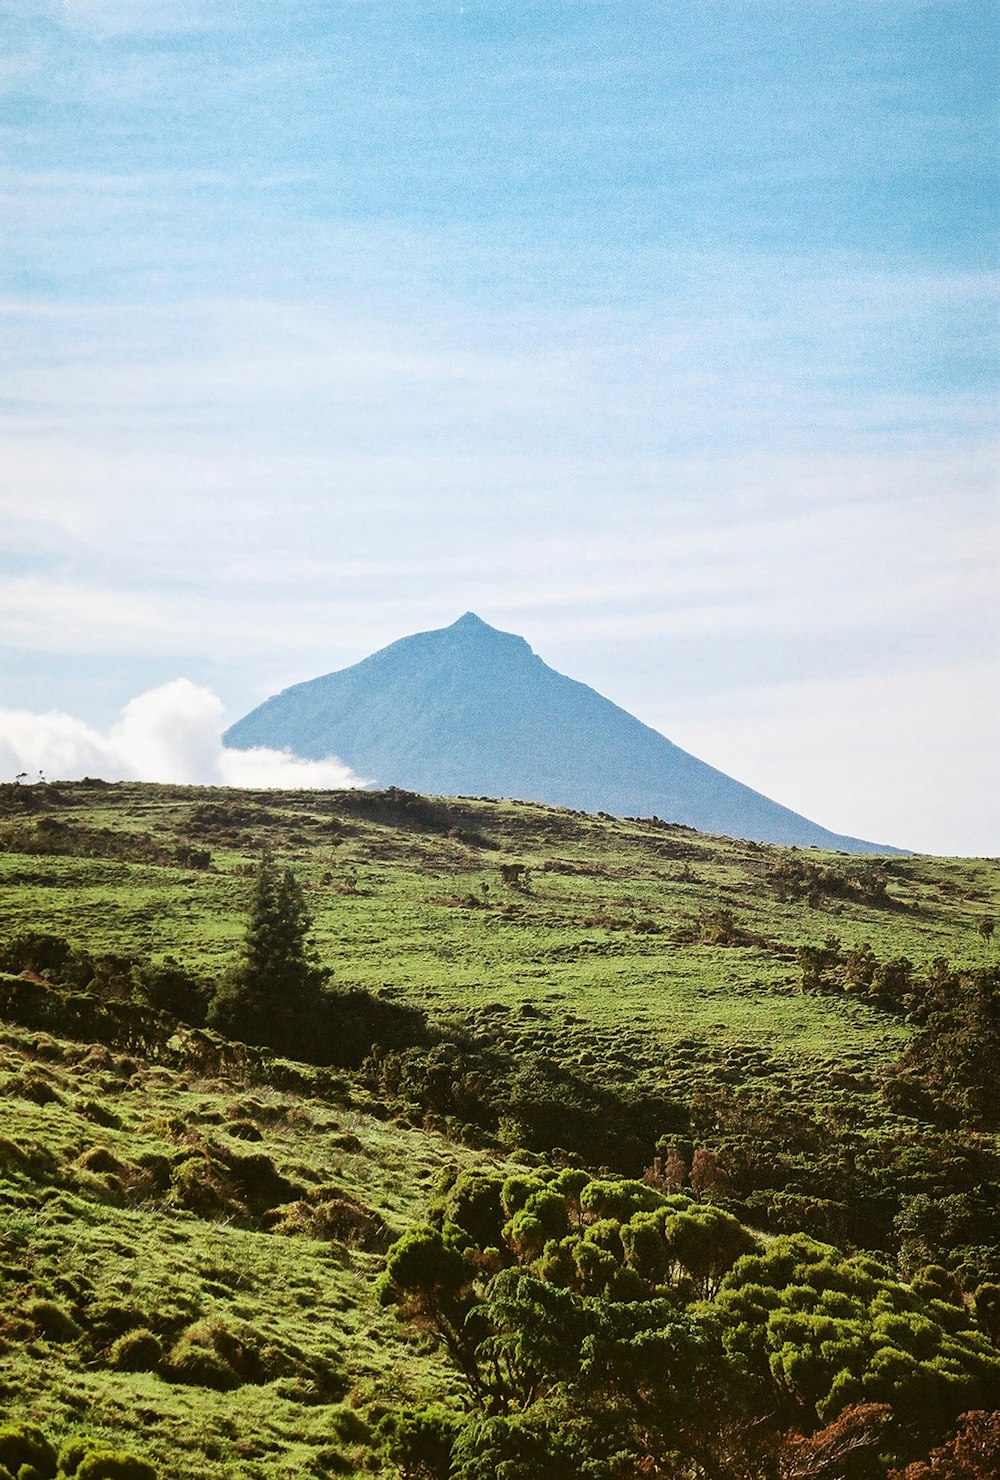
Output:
top-left (0, 679), bottom-right (368, 790)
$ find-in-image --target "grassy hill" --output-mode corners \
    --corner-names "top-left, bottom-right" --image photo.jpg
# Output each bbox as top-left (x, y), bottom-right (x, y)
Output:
top-left (1, 781), bottom-right (997, 1477)
top-left (0, 1011), bottom-right (477, 1476)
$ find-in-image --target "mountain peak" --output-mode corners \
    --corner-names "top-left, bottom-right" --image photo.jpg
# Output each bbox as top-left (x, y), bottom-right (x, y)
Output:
top-left (224, 618), bottom-right (901, 853)
top-left (436, 612), bottom-right (532, 656)
top-left (446, 612), bottom-right (518, 642)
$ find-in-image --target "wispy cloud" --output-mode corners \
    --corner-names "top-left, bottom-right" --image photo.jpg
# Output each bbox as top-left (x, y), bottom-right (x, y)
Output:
top-left (51, 0), bottom-right (220, 39)
top-left (0, 681), bottom-right (368, 789)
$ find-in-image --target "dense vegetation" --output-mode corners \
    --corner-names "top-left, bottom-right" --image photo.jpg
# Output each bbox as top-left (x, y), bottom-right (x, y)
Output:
top-left (1, 779), bottom-right (997, 1475)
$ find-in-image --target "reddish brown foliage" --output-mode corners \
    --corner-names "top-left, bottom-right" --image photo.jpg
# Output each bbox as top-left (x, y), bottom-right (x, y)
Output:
top-left (889, 1410), bottom-right (1000, 1480)
top-left (776, 1404), bottom-right (892, 1479)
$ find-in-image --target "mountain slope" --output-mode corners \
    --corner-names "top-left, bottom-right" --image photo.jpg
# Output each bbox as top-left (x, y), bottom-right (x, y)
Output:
top-left (224, 612), bottom-right (899, 852)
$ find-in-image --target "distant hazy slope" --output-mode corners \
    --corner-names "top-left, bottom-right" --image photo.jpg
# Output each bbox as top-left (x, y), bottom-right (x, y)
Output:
top-left (224, 613), bottom-right (899, 853)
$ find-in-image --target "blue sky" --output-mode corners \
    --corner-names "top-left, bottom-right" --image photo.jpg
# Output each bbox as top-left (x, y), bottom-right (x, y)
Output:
top-left (1, 1), bottom-right (997, 852)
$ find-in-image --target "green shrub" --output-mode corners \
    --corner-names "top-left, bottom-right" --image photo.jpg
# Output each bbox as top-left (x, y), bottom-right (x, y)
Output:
top-left (164, 1317), bottom-right (264, 1389)
top-left (73, 1451), bottom-right (157, 1480)
top-left (26, 1298), bottom-right (83, 1343)
top-left (75, 1099), bottom-right (122, 1129)
top-left (910, 1264), bottom-right (962, 1305)
top-left (57, 1437), bottom-right (95, 1475)
top-left (580, 1178), bottom-right (665, 1222)
top-left (164, 1340), bottom-right (238, 1390)
top-left (0, 1425), bottom-right (56, 1479)
top-left (74, 1147), bottom-right (124, 1177)
top-left (168, 1155), bottom-right (238, 1218)
top-left (107, 1327), bottom-right (162, 1372)
top-left (224, 1118), bottom-right (262, 1142)
top-left (375, 1403), bottom-right (461, 1479)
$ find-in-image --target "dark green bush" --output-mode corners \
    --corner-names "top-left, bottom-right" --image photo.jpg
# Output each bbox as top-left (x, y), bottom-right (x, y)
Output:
top-left (448, 1412), bottom-right (598, 1480)
top-left (224, 1118), bottom-right (262, 1142)
top-left (375, 1403), bottom-right (461, 1479)
top-left (0, 1424), bottom-right (56, 1479)
top-left (26, 1298), bottom-right (83, 1343)
top-left (76, 1101), bottom-right (121, 1129)
top-left (73, 1451), bottom-right (157, 1480)
top-left (164, 1317), bottom-right (265, 1389)
top-left (164, 1340), bottom-right (238, 1390)
top-left (107, 1327), bottom-right (162, 1372)
top-left (168, 1154), bottom-right (237, 1218)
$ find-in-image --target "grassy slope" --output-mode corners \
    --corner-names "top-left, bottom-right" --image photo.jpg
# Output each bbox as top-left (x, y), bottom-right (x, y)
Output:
top-left (1, 781), bottom-right (997, 1473)
top-left (1, 1013), bottom-right (481, 1476)
top-left (2, 783), bottom-right (995, 1084)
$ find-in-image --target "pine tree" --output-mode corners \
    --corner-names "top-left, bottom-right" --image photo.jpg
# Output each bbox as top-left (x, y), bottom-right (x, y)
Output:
top-left (209, 851), bottom-right (327, 1055)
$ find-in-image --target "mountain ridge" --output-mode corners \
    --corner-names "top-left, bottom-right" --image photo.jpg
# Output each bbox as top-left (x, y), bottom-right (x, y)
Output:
top-left (224, 613), bottom-right (902, 854)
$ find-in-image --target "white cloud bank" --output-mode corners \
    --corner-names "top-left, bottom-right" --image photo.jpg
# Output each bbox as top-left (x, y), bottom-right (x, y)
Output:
top-left (0, 680), bottom-right (368, 790)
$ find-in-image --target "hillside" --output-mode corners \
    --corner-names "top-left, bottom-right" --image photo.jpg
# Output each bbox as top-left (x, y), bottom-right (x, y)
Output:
top-left (224, 614), bottom-right (900, 852)
top-left (1, 779), bottom-right (997, 1477)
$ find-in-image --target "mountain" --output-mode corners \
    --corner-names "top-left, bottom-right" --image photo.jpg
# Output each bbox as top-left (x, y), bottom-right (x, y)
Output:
top-left (224, 612), bottom-right (900, 853)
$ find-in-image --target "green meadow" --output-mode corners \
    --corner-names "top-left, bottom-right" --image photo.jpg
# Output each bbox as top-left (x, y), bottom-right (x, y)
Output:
top-left (2, 782), bottom-right (993, 1056)
top-left (1, 781), bottom-right (997, 1477)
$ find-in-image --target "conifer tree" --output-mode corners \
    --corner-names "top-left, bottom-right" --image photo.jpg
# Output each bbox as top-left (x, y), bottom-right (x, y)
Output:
top-left (209, 851), bottom-right (327, 1055)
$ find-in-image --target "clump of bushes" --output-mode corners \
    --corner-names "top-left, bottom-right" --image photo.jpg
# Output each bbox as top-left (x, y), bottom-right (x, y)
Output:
top-left (223, 1117), bottom-right (262, 1141)
top-left (0, 818), bottom-right (210, 873)
top-left (0, 932), bottom-right (209, 1026)
top-left (26, 1298), bottom-right (83, 1343)
top-left (164, 1319), bottom-right (251, 1390)
top-left (269, 1193), bottom-right (388, 1249)
top-left (0, 1426), bottom-right (156, 1480)
top-left (4, 1072), bottom-right (64, 1106)
top-left (768, 854), bottom-right (892, 907)
top-left (107, 1327), bottom-right (163, 1372)
top-left (374, 1404), bottom-right (462, 1478)
top-left (0, 1422), bottom-right (57, 1478)
top-left (60, 1439), bottom-right (156, 1480)
top-left (377, 1165), bottom-right (1000, 1475)
top-left (674, 906), bottom-right (758, 946)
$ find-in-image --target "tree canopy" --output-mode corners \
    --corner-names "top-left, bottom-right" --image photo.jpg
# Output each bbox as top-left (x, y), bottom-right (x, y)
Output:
top-left (208, 852), bottom-right (327, 1056)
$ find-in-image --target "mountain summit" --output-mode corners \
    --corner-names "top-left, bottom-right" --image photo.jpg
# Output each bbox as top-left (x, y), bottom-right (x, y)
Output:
top-left (224, 614), bottom-right (898, 852)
